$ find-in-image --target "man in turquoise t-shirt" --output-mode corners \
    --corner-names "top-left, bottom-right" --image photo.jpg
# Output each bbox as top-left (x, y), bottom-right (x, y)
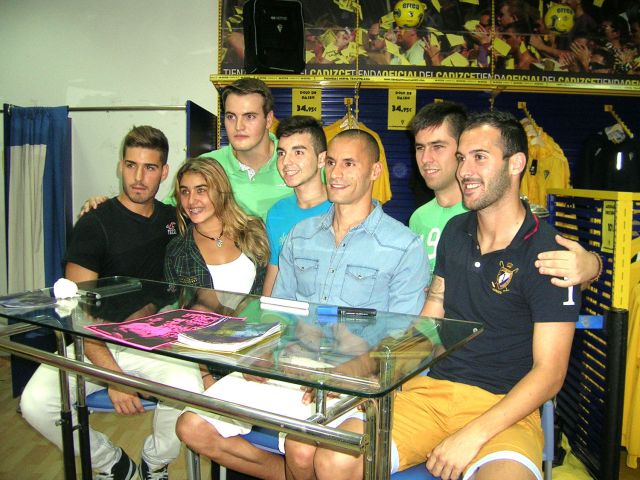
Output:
top-left (409, 101), bottom-right (601, 285)
top-left (263, 116), bottom-right (332, 295)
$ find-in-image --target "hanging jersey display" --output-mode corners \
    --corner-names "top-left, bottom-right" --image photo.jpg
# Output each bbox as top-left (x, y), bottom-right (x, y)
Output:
top-left (519, 119), bottom-right (571, 209)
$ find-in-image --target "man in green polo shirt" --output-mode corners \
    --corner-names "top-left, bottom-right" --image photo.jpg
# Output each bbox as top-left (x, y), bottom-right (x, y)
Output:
top-left (198, 78), bottom-right (292, 220)
top-left (162, 78), bottom-right (292, 220)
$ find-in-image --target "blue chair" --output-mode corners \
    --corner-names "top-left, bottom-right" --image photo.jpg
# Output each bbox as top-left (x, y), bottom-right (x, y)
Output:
top-left (241, 426), bottom-right (281, 454)
top-left (84, 388), bottom-right (158, 412)
top-left (541, 399), bottom-right (554, 480)
top-left (70, 388), bottom-right (159, 478)
top-left (392, 464), bottom-right (438, 479)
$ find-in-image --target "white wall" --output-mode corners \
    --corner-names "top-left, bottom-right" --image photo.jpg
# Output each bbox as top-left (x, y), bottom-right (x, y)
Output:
top-left (0, 0), bottom-right (220, 215)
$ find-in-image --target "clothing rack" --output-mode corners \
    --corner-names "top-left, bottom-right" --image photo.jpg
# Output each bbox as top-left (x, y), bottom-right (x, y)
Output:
top-left (604, 104), bottom-right (634, 139)
top-left (3, 104), bottom-right (186, 114)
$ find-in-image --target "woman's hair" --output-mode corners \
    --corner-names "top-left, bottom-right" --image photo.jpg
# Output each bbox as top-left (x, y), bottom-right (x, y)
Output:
top-left (173, 157), bottom-right (270, 267)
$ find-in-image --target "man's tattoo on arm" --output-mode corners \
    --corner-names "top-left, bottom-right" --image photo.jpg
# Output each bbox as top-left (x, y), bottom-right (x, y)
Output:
top-left (427, 276), bottom-right (445, 305)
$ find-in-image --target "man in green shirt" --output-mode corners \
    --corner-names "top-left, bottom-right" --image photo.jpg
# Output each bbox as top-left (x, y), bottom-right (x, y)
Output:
top-left (165, 78), bottom-right (292, 220)
top-left (199, 78), bottom-right (292, 220)
top-left (409, 101), bottom-right (601, 285)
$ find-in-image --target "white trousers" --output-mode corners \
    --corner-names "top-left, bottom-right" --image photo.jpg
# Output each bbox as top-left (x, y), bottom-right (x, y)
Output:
top-left (20, 344), bottom-right (203, 472)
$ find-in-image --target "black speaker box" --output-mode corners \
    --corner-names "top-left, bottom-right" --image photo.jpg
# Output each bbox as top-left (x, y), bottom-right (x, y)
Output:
top-left (243, 0), bottom-right (305, 74)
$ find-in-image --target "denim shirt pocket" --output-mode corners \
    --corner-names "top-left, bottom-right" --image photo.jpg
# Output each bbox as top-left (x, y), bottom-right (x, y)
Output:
top-left (340, 265), bottom-right (378, 307)
top-left (293, 257), bottom-right (319, 297)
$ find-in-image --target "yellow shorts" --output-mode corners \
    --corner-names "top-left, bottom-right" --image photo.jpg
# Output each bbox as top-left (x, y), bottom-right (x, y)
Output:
top-left (392, 376), bottom-right (543, 478)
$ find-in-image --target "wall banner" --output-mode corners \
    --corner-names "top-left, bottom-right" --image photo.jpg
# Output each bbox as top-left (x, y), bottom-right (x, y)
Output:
top-left (219, 0), bottom-right (640, 92)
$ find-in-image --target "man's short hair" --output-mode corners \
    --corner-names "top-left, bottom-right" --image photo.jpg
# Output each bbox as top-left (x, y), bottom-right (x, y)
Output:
top-left (276, 115), bottom-right (327, 155)
top-left (411, 101), bottom-right (468, 141)
top-left (331, 129), bottom-right (380, 164)
top-left (121, 125), bottom-right (169, 165)
top-left (463, 110), bottom-right (529, 161)
top-left (221, 78), bottom-right (274, 116)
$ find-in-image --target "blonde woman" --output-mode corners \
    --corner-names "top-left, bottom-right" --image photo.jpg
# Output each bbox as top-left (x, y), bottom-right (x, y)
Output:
top-left (164, 157), bottom-right (269, 295)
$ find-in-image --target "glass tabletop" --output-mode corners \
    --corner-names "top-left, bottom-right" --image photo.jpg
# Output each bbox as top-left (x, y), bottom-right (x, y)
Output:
top-left (0, 277), bottom-right (483, 397)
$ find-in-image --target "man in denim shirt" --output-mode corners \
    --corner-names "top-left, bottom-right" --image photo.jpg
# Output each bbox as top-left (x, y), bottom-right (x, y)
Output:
top-left (273, 129), bottom-right (430, 479)
top-left (272, 128), bottom-right (430, 314)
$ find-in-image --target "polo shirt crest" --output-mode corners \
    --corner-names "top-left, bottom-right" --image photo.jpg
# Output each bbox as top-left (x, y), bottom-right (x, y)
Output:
top-left (491, 260), bottom-right (520, 294)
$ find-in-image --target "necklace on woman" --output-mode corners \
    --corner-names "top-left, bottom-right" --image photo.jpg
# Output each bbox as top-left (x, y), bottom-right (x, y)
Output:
top-left (195, 225), bottom-right (224, 248)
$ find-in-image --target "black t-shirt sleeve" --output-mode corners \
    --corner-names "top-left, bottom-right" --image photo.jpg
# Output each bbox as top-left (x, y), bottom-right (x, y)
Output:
top-left (64, 214), bottom-right (107, 274)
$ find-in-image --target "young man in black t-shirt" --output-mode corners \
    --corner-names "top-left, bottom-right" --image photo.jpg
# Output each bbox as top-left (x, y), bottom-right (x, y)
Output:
top-left (20, 126), bottom-right (203, 480)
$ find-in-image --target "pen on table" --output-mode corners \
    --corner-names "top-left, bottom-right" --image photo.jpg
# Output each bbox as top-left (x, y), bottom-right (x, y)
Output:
top-left (259, 296), bottom-right (309, 311)
top-left (260, 302), bottom-right (310, 316)
top-left (316, 305), bottom-right (377, 317)
top-left (77, 289), bottom-right (101, 300)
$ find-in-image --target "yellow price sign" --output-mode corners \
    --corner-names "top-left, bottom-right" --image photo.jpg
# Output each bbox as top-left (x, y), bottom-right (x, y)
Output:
top-left (292, 89), bottom-right (322, 120)
top-left (601, 200), bottom-right (615, 254)
top-left (388, 89), bottom-right (416, 130)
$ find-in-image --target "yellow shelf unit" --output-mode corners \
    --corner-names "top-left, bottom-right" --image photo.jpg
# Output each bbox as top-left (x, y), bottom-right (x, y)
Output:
top-left (548, 188), bottom-right (640, 311)
top-left (548, 188), bottom-right (639, 480)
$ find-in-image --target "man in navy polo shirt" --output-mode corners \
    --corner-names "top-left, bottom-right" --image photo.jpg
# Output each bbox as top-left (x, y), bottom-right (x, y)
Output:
top-left (316, 111), bottom-right (581, 480)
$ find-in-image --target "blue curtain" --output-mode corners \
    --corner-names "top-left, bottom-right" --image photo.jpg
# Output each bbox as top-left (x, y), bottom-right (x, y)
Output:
top-left (4, 105), bottom-right (71, 288)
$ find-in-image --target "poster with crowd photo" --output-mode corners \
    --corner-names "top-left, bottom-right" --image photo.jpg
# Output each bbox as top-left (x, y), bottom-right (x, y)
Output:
top-left (218, 0), bottom-right (640, 90)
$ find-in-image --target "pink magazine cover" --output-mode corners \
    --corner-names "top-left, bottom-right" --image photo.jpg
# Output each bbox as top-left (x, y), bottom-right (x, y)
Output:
top-left (85, 309), bottom-right (245, 350)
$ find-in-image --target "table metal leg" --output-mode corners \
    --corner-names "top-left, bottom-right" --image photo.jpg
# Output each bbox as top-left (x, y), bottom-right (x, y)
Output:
top-left (363, 393), bottom-right (393, 480)
top-left (376, 393), bottom-right (394, 479)
top-left (73, 336), bottom-right (93, 479)
top-left (186, 448), bottom-right (201, 480)
top-left (54, 331), bottom-right (77, 480)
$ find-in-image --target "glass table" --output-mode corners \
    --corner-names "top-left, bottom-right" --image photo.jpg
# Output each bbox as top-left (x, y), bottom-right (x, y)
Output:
top-left (0, 277), bottom-right (483, 480)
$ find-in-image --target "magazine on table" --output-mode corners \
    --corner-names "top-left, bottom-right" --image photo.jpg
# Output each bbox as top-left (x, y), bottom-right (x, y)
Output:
top-left (85, 309), bottom-right (241, 350)
top-left (177, 318), bottom-right (281, 352)
top-left (0, 290), bottom-right (57, 309)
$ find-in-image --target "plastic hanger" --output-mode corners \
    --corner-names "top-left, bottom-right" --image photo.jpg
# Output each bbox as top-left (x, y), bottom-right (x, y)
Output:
top-left (339, 97), bottom-right (359, 129)
top-left (604, 104), bottom-right (634, 139)
top-left (518, 101), bottom-right (543, 145)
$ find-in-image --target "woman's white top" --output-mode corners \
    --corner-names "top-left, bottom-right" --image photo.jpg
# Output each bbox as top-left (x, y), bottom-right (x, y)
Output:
top-left (207, 252), bottom-right (256, 309)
